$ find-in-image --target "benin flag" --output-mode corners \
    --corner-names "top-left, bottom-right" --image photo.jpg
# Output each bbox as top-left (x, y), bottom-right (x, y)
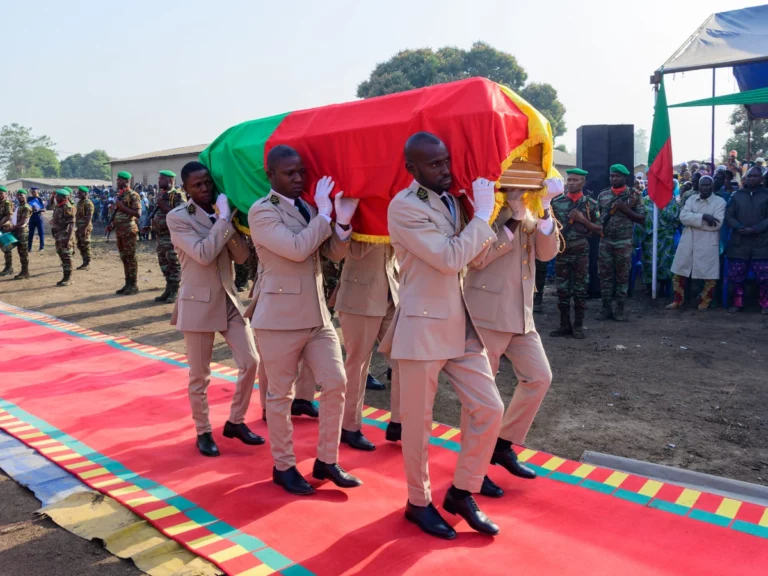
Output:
top-left (647, 77), bottom-right (673, 208)
top-left (199, 77), bottom-right (559, 242)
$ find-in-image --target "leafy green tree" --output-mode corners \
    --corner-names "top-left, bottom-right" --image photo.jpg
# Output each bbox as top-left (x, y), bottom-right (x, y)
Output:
top-left (0, 123), bottom-right (56, 178)
top-left (356, 42), bottom-right (566, 138)
top-left (25, 146), bottom-right (60, 177)
top-left (59, 150), bottom-right (111, 179)
top-left (723, 107), bottom-right (768, 161)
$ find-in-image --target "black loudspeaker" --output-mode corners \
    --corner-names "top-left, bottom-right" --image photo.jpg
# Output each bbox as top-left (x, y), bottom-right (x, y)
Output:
top-left (577, 125), bottom-right (635, 297)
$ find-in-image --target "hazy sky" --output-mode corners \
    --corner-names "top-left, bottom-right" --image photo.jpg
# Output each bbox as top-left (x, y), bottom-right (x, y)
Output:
top-left (0, 0), bottom-right (758, 164)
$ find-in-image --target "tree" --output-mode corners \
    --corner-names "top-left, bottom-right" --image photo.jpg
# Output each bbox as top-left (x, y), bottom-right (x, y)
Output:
top-left (59, 150), bottom-right (111, 180)
top-left (634, 129), bottom-right (649, 167)
top-left (356, 42), bottom-right (566, 138)
top-left (723, 107), bottom-right (768, 161)
top-left (25, 146), bottom-right (60, 177)
top-left (0, 123), bottom-right (56, 179)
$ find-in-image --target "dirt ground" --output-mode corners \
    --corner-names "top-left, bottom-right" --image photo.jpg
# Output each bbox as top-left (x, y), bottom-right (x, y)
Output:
top-left (0, 225), bottom-right (766, 573)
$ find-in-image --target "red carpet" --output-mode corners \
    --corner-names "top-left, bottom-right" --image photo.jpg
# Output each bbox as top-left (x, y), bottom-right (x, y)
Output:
top-left (0, 305), bottom-right (765, 575)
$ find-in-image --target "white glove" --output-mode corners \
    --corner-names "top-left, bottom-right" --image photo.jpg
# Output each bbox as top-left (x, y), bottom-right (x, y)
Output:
top-left (334, 191), bottom-right (359, 226)
top-left (541, 178), bottom-right (564, 209)
top-left (507, 198), bottom-right (527, 220)
top-left (215, 193), bottom-right (231, 221)
top-left (314, 176), bottom-right (334, 218)
top-left (472, 178), bottom-right (496, 222)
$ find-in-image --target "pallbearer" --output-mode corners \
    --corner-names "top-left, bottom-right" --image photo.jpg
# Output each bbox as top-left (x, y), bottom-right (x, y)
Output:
top-left (249, 145), bottom-right (362, 496)
top-left (380, 132), bottom-right (504, 540)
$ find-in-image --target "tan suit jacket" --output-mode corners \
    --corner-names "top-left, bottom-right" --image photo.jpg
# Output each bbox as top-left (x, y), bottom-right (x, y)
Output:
top-left (465, 205), bottom-right (559, 335)
top-left (379, 180), bottom-right (496, 361)
top-left (167, 202), bottom-right (250, 333)
top-left (333, 242), bottom-right (399, 316)
top-left (246, 191), bottom-right (349, 329)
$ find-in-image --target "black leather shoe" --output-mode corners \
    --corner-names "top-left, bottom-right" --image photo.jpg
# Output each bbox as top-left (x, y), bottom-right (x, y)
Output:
top-left (291, 399), bottom-right (319, 418)
top-left (312, 460), bottom-right (363, 488)
top-left (366, 373), bottom-right (386, 391)
top-left (223, 421), bottom-right (265, 445)
top-left (404, 501), bottom-right (456, 540)
top-left (273, 466), bottom-right (315, 495)
top-left (385, 422), bottom-right (401, 443)
top-left (443, 490), bottom-right (499, 535)
top-left (196, 432), bottom-right (220, 457)
top-left (480, 475), bottom-right (504, 498)
top-left (491, 448), bottom-right (537, 479)
top-left (341, 429), bottom-right (376, 451)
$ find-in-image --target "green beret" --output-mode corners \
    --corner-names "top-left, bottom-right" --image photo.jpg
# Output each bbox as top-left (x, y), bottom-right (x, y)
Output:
top-left (62, 187), bottom-right (73, 193)
top-left (16, 188), bottom-right (27, 195)
top-left (0, 185), bottom-right (7, 192)
top-left (117, 171), bottom-right (132, 179)
top-left (159, 170), bottom-right (176, 178)
top-left (610, 164), bottom-right (630, 175)
top-left (78, 185), bottom-right (89, 192)
top-left (566, 168), bottom-right (588, 176)
top-left (56, 188), bottom-right (71, 197)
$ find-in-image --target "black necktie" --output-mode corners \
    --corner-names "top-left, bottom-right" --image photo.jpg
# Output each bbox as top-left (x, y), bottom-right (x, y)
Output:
top-left (440, 195), bottom-right (453, 217)
top-left (209, 216), bottom-right (216, 225)
top-left (295, 198), bottom-right (310, 223)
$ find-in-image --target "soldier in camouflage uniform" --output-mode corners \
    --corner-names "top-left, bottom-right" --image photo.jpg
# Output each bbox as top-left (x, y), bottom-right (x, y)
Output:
top-left (0, 186), bottom-right (14, 276)
top-left (75, 186), bottom-right (94, 270)
top-left (550, 169), bottom-right (601, 338)
top-left (11, 189), bottom-right (33, 280)
top-left (234, 233), bottom-right (257, 292)
top-left (107, 171), bottom-right (142, 295)
top-left (533, 259), bottom-right (548, 313)
top-left (596, 164), bottom-right (646, 321)
top-left (148, 170), bottom-right (183, 302)
top-left (49, 189), bottom-right (76, 286)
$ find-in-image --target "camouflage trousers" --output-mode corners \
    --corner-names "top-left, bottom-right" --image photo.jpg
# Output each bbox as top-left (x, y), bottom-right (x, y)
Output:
top-left (14, 230), bottom-right (29, 270)
top-left (155, 232), bottom-right (180, 285)
top-left (54, 234), bottom-right (74, 273)
top-left (116, 224), bottom-right (138, 286)
top-left (2, 226), bottom-right (12, 268)
top-left (322, 257), bottom-right (340, 307)
top-left (234, 243), bottom-right (257, 289)
top-left (555, 242), bottom-right (590, 311)
top-left (76, 226), bottom-right (92, 264)
top-left (598, 237), bottom-right (633, 301)
top-left (535, 259), bottom-right (548, 297)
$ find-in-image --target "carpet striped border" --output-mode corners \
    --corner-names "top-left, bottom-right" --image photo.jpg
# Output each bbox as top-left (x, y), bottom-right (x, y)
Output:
top-left (1, 300), bottom-right (767, 544)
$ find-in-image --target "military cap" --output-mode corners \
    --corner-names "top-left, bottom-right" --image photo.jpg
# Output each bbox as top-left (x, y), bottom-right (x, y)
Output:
top-left (56, 188), bottom-right (71, 196)
top-left (117, 171), bottom-right (132, 179)
top-left (62, 187), bottom-right (73, 193)
top-left (159, 170), bottom-right (176, 178)
top-left (0, 185), bottom-right (7, 192)
top-left (609, 164), bottom-right (630, 175)
top-left (78, 185), bottom-right (90, 192)
top-left (566, 168), bottom-right (588, 176)
top-left (16, 188), bottom-right (27, 195)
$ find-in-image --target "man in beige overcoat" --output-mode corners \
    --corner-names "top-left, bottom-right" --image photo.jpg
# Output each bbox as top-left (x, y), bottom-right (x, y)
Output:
top-left (168, 161), bottom-right (265, 457)
top-left (465, 190), bottom-right (559, 486)
top-left (334, 241), bottom-right (401, 451)
top-left (380, 132), bottom-right (504, 540)
top-left (249, 145), bottom-right (362, 496)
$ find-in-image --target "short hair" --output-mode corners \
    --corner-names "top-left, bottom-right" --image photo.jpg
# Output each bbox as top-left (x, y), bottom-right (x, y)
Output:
top-left (404, 132), bottom-right (444, 162)
top-left (267, 145), bottom-right (301, 171)
top-left (181, 161), bottom-right (208, 183)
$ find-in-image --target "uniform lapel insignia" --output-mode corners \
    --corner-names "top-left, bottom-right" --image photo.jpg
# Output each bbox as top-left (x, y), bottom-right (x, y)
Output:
top-left (270, 195), bottom-right (279, 205)
top-left (416, 188), bottom-right (428, 201)
top-left (187, 204), bottom-right (196, 215)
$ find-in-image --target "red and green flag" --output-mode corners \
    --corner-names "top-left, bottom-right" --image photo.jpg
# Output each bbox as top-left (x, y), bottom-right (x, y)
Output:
top-left (647, 77), bottom-right (673, 208)
top-left (199, 78), bottom-right (559, 241)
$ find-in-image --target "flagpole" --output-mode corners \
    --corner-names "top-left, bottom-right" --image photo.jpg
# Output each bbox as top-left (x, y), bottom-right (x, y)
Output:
top-left (652, 82), bottom-right (659, 300)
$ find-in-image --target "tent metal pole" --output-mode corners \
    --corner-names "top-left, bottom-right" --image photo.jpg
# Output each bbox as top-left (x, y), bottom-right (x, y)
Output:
top-left (711, 68), bottom-right (716, 166)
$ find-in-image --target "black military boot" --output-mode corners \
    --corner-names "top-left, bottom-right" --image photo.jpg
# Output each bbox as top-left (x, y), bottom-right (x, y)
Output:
top-left (57, 271), bottom-right (72, 287)
top-left (550, 307), bottom-right (572, 337)
top-left (14, 265), bottom-right (29, 280)
top-left (613, 300), bottom-right (626, 322)
top-left (123, 284), bottom-right (139, 295)
top-left (0, 264), bottom-right (14, 277)
top-left (572, 308), bottom-right (586, 339)
top-left (165, 283), bottom-right (178, 302)
top-left (533, 291), bottom-right (544, 313)
top-left (77, 259), bottom-right (90, 271)
top-left (596, 299), bottom-right (613, 320)
top-left (154, 284), bottom-right (170, 303)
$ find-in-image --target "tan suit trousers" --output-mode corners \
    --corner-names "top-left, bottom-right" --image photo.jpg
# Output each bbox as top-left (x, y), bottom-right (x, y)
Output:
top-left (183, 299), bottom-right (258, 435)
top-left (478, 327), bottom-right (552, 445)
top-left (255, 324), bottom-right (346, 471)
top-left (258, 358), bottom-right (317, 412)
top-left (398, 321), bottom-right (503, 506)
top-left (339, 300), bottom-right (400, 432)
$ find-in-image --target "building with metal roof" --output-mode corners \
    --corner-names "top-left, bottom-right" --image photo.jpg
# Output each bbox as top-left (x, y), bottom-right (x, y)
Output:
top-left (0, 177), bottom-right (112, 192)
